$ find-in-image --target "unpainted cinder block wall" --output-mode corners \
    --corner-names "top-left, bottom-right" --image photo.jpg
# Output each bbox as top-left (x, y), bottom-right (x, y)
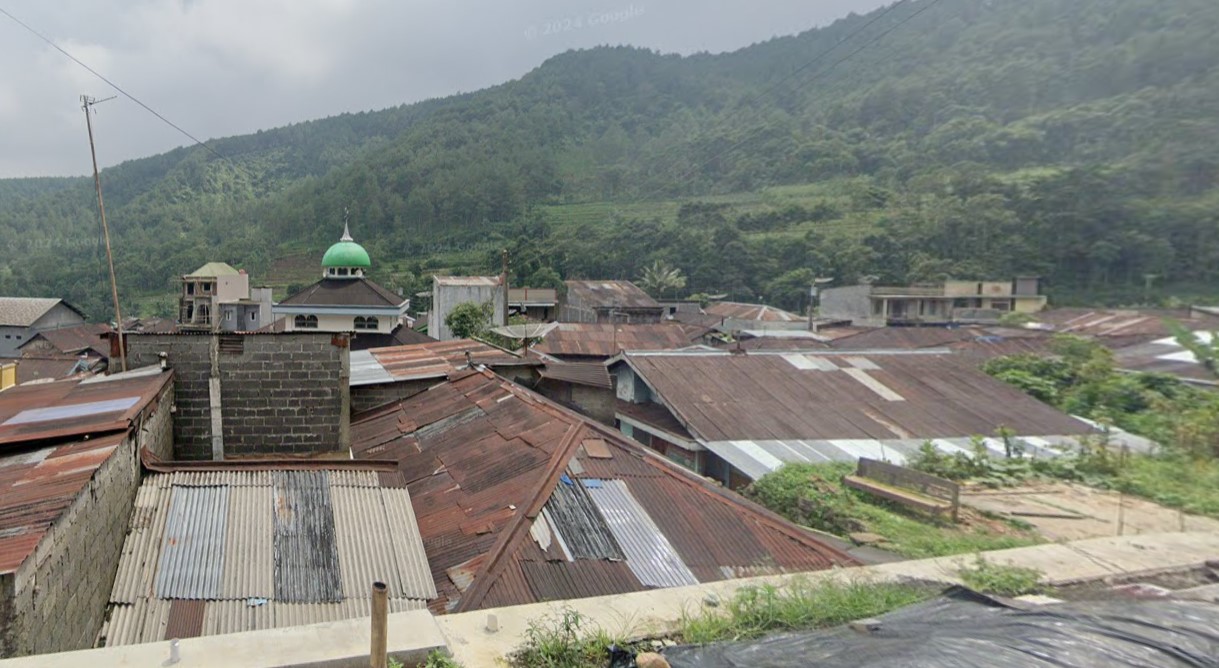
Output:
top-left (0, 382), bottom-right (173, 657)
top-left (125, 333), bottom-right (349, 459)
top-left (351, 379), bottom-right (435, 414)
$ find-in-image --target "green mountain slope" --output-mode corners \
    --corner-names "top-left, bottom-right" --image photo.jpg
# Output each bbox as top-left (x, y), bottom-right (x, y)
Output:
top-left (2, 0), bottom-right (1217, 317)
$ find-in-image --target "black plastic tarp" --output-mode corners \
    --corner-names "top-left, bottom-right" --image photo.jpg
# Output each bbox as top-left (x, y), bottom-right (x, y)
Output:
top-left (663, 589), bottom-right (1219, 667)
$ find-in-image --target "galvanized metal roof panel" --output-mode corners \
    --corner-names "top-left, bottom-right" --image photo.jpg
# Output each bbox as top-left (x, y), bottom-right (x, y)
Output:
top-left (543, 477), bottom-right (624, 561)
top-left (585, 479), bottom-right (697, 589)
top-left (272, 470), bottom-right (342, 603)
top-left (156, 485), bottom-right (229, 600)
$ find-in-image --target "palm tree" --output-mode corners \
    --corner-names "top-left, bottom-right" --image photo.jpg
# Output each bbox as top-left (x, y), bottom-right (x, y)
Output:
top-left (638, 260), bottom-right (687, 299)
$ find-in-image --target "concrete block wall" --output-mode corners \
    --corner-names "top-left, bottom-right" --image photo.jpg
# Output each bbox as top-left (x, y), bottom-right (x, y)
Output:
top-left (536, 381), bottom-right (616, 424)
top-left (125, 334), bottom-right (349, 459)
top-left (0, 383), bottom-right (173, 657)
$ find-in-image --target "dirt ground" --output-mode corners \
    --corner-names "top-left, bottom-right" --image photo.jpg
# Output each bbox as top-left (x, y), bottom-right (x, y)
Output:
top-left (960, 481), bottom-right (1219, 542)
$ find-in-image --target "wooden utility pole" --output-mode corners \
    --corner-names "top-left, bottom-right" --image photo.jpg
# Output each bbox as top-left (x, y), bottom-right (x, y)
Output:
top-left (82, 95), bottom-right (127, 372)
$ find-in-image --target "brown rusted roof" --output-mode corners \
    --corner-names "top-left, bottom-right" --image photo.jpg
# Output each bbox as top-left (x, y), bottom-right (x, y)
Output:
top-left (18, 323), bottom-right (112, 358)
top-left (1030, 308), bottom-right (1215, 338)
top-left (279, 278), bottom-right (405, 308)
top-left (0, 431), bottom-right (127, 573)
top-left (705, 301), bottom-right (803, 322)
top-left (619, 351), bottom-right (1092, 443)
top-left (0, 368), bottom-right (174, 447)
top-left (0, 369), bottom-right (173, 574)
top-left (355, 340), bottom-right (533, 385)
top-left (533, 323), bottom-right (707, 358)
top-left (350, 370), bottom-right (854, 613)
top-left (0, 355), bottom-right (96, 384)
top-left (564, 280), bottom-right (659, 310)
top-left (539, 362), bottom-right (613, 389)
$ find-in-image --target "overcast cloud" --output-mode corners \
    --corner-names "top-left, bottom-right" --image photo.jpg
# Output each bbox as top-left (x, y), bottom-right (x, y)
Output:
top-left (0, 0), bottom-right (887, 178)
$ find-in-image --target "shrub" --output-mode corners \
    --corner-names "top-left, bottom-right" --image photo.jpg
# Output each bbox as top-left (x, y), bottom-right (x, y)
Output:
top-left (957, 555), bottom-right (1043, 597)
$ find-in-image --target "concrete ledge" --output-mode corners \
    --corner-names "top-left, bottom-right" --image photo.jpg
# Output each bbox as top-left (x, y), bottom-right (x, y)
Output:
top-left (436, 532), bottom-right (1219, 667)
top-left (0, 609), bottom-right (447, 668)
top-left (6, 532), bottom-right (1217, 668)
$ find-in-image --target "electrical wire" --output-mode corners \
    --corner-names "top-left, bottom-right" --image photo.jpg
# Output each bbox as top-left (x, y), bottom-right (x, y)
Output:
top-left (0, 5), bottom-right (229, 163)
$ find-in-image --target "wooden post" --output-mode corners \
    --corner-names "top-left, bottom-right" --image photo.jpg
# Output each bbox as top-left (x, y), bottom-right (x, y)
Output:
top-left (370, 581), bottom-right (388, 668)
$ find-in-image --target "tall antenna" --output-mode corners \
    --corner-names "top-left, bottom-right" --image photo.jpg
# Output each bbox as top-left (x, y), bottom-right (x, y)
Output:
top-left (81, 94), bottom-right (127, 372)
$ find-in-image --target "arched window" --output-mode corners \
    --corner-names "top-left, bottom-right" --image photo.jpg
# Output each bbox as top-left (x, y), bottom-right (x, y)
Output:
top-left (294, 315), bottom-right (318, 329)
top-left (353, 316), bottom-right (378, 331)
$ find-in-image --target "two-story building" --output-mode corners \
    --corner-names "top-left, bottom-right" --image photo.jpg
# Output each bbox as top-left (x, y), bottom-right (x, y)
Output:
top-left (178, 262), bottom-right (273, 332)
top-left (820, 277), bottom-right (1047, 327)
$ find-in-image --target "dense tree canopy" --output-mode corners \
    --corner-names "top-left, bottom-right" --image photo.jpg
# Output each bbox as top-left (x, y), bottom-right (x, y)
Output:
top-left (2, 0), bottom-right (1217, 318)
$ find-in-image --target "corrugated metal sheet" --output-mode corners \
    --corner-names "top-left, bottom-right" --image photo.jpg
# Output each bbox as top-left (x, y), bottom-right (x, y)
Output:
top-left (380, 487), bottom-right (438, 599)
top-left (222, 485), bottom-right (273, 599)
top-left (351, 369), bottom-right (853, 614)
top-left (0, 367), bottom-right (172, 446)
top-left (156, 485), bottom-right (229, 600)
top-left (701, 434), bottom-right (1140, 483)
top-left (564, 280), bottom-right (659, 310)
top-left (543, 477), bottom-right (623, 561)
top-left (330, 484), bottom-right (436, 600)
top-left (165, 599), bottom-right (206, 639)
top-left (705, 301), bottom-right (803, 322)
top-left (106, 467), bottom-right (433, 647)
top-left (623, 351), bottom-right (1095, 443)
top-left (272, 470), bottom-right (342, 603)
top-left (111, 481), bottom-right (172, 604)
top-left (350, 340), bottom-right (532, 386)
top-left (534, 323), bottom-right (704, 358)
top-left (539, 362), bottom-right (614, 389)
top-left (585, 479), bottom-right (697, 589)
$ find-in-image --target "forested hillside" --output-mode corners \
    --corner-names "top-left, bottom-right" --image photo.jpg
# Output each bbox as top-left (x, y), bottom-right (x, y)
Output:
top-left (2, 0), bottom-right (1217, 318)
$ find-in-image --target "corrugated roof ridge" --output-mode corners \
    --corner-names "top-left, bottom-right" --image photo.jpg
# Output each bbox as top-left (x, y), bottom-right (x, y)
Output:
top-left (466, 369), bottom-right (855, 572)
top-left (453, 418), bottom-right (586, 613)
top-left (587, 421), bottom-right (855, 565)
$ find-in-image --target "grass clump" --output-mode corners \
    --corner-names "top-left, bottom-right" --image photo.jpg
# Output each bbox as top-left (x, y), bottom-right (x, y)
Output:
top-left (746, 463), bottom-right (1040, 558)
top-left (508, 609), bottom-right (625, 668)
top-left (957, 556), bottom-right (1044, 597)
top-left (416, 650), bottom-right (462, 668)
top-left (680, 577), bottom-right (933, 645)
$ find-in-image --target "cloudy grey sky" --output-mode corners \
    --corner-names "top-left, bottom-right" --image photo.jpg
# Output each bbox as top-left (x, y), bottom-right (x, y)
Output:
top-left (0, 0), bottom-right (887, 178)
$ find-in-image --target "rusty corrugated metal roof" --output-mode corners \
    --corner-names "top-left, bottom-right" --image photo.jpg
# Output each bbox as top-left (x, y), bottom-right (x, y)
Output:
top-left (351, 339), bottom-right (532, 386)
top-left (0, 367), bottom-right (173, 446)
top-left (564, 280), bottom-right (660, 310)
top-left (103, 466), bottom-right (436, 646)
top-left (619, 351), bottom-right (1093, 444)
top-left (705, 302), bottom-right (803, 322)
top-left (0, 369), bottom-right (172, 575)
top-left (350, 370), bottom-right (855, 614)
top-left (533, 323), bottom-right (706, 358)
top-left (539, 362), bottom-right (613, 389)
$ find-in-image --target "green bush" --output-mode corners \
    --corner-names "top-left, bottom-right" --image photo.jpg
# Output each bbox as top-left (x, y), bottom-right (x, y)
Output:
top-left (745, 462), bottom-right (861, 535)
top-left (680, 578), bottom-right (932, 644)
top-left (957, 556), bottom-right (1043, 597)
top-left (509, 609), bottom-right (623, 668)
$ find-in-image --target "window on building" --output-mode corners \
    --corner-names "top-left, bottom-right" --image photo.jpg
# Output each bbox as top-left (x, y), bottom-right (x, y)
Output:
top-left (202, 282), bottom-right (212, 293)
top-left (338, 267), bottom-right (349, 276)
top-left (186, 283), bottom-right (195, 295)
top-left (198, 305), bottom-right (210, 322)
top-left (249, 312), bottom-right (257, 321)
top-left (354, 316), bottom-right (379, 330)
top-left (294, 315), bottom-right (319, 329)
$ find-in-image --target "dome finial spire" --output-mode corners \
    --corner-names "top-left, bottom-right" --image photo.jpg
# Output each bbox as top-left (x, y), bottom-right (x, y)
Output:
top-left (341, 208), bottom-right (353, 242)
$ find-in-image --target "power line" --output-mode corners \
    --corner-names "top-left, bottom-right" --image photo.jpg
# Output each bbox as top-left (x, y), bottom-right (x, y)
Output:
top-left (0, 5), bottom-right (229, 163)
top-left (627, 0), bottom-right (948, 208)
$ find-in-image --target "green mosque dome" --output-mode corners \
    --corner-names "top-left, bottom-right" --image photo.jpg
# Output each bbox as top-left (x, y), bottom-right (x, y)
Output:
top-left (321, 223), bottom-right (371, 270)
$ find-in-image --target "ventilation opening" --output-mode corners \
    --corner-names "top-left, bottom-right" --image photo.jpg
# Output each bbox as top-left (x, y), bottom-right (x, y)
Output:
top-left (219, 335), bottom-right (244, 355)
